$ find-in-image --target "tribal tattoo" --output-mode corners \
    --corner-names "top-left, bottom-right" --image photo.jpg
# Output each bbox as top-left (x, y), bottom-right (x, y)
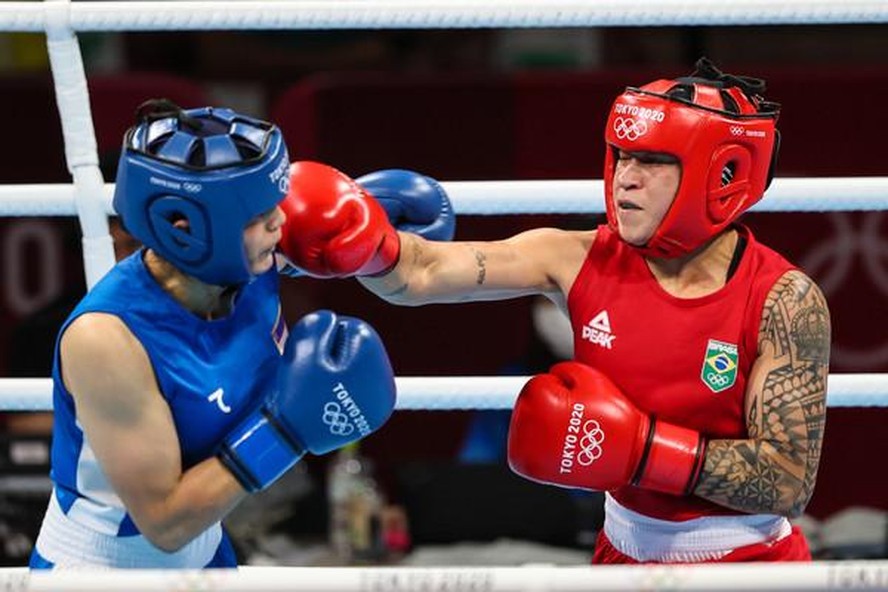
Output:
top-left (694, 271), bottom-right (830, 516)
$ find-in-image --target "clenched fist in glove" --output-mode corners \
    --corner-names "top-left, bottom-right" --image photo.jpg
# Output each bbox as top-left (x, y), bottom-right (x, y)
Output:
top-left (507, 361), bottom-right (707, 496)
top-left (278, 161), bottom-right (400, 278)
top-left (277, 162), bottom-right (454, 278)
top-left (218, 310), bottom-right (396, 492)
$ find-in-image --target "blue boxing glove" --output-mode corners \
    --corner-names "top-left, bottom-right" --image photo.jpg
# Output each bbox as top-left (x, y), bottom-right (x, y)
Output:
top-left (356, 169), bottom-right (456, 241)
top-left (218, 310), bottom-right (396, 492)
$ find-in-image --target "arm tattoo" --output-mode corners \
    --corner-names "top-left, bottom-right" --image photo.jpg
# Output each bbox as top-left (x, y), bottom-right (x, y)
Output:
top-left (695, 271), bottom-right (829, 516)
top-left (472, 248), bottom-right (487, 285)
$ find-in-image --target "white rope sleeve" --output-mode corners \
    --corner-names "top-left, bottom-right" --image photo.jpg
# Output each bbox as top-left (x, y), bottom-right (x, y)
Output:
top-left (1, 176), bottom-right (887, 217)
top-left (10, 561), bottom-right (888, 591)
top-left (43, 0), bottom-right (116, 289)
top-left (445, 177), bottom-right (888, 215)
top-left (0, 374), bottom-right (883, 411)
top-left (2, 0), bottom-right (888, 32)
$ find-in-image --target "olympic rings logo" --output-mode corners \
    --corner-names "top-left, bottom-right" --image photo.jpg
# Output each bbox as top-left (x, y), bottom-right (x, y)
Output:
top-left (706, 372), bottom-right (731, 388)
top-left (730, 126), bottom-right (744, 136)
top-left (801, 212), bottom-right (888, 367)
top-left (613, 117), bottom-right (648, 141)
top-left (576, 419), bottom-right (605, 466)
top-left (182, 182), bottom-right (202, 193)
top-left (322, 401), bottom-right (354, 436)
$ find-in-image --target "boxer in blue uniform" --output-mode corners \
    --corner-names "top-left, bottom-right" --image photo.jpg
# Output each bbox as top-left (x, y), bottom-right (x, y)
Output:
top-left (29, 101), bottom-right (397, 569)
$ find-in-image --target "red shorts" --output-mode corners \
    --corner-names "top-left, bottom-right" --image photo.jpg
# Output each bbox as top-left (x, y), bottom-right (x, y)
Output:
top-left (592, 525), bottom-right (811, 564)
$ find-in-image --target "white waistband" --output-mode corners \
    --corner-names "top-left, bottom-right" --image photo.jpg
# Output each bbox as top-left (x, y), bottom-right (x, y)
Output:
top-left (603, 493), bottom-right (792, 562)
top-left (34, 490), bottom-right (223, 569)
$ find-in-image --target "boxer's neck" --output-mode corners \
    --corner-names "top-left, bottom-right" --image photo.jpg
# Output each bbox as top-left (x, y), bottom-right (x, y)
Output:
top-left (143, 249), bottom-right (235, 319)
top-left (645, 228), bottom-right (741, 299)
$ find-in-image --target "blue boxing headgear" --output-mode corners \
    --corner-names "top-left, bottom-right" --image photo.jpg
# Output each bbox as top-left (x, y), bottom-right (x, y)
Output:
top-left (113, 100), bottom-right (290, 286)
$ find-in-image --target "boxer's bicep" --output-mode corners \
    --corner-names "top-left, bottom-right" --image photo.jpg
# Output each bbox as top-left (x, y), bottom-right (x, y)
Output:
top-left (61, 314), bottom-right (184, 527)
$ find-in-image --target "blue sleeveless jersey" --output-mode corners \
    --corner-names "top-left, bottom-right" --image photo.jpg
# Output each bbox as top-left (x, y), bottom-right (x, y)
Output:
top-left (32, 251), bottom-right (285, 568)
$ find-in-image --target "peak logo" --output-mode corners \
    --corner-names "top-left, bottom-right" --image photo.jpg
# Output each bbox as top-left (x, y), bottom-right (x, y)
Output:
top-left (581, 310), bottom-right (616, 350)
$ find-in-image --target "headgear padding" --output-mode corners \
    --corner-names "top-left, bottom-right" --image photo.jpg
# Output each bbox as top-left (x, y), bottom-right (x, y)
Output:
top-left (113, 100), bottom-right (290, 285)
top-left (603, 58), bottom-right (780, 258)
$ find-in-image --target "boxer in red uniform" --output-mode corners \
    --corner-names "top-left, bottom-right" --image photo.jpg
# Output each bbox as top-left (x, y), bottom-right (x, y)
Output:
top-left (278, 58), bottom-right (829, 563)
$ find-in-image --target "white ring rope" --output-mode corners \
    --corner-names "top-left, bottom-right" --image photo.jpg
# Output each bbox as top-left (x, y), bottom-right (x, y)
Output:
top-left (1, 176), bottom-right (888, 217)
top-left (0, 374), bottom-right (883, 412)
top-left (0, 562), bottom-right (882, 591)
top-left (2, 0), bottom-right (888, 32)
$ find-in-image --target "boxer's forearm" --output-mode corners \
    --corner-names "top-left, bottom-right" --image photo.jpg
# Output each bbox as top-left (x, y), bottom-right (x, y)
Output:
top-left (693, 438), bottom-right (809, 517)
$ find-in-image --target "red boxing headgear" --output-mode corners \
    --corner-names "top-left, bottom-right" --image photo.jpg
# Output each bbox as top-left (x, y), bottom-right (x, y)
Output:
top-left (603, 58), bottom-right (780, 258)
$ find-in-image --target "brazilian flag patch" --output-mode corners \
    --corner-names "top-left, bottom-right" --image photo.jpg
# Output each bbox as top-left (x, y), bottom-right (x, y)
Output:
top-left (701, 339), bottom-right (738, 393)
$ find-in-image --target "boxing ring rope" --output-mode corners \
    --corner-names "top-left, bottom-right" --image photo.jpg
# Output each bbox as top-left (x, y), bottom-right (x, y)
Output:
top-left (0, 374), bottom-right (885, 412)
top-left (2, 0), bottom-right (888, 30)
top-left (0, 562), bottom-right (884, 591)
top-left (2, 176), bottom-right (888, 217)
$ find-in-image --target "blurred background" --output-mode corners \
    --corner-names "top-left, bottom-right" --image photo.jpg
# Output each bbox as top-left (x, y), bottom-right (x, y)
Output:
top-left (0, 16), bottom-right (887, 565)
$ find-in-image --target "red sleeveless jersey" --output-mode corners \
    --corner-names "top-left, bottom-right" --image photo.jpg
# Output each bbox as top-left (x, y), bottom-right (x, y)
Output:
top-left (567, 225), bottom-right (795, 521)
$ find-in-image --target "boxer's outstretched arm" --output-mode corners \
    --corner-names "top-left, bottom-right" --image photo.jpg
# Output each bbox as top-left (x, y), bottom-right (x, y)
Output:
top-left (694, 270), bottom-right (830, 517)
top-left (359, 229), bottom-right (593, 307)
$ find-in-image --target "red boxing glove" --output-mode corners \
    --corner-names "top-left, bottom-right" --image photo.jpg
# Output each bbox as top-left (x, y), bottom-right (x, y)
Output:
top-left (278, 161), bottom-right (400, 278)
top-left (507, 361), bottom-right (706, 496)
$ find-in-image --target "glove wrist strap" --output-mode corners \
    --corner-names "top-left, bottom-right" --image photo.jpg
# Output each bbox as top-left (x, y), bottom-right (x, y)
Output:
top-left (218, 411), bottom-right (305, 492)
top-left (632, 418), bottom-right (707, 496)
top-left (363, 230), bottom-right (401, 277)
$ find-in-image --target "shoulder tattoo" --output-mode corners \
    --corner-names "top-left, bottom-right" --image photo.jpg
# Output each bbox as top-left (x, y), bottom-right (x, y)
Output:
top-left (762, 271), bottom-right (830, 365)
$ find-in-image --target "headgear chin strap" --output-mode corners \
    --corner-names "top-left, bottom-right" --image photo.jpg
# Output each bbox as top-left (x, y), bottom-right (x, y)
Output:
top-left (113, 99), bottom-right (290, 286)
top-left (603, 58), bottom-right (780, 258)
